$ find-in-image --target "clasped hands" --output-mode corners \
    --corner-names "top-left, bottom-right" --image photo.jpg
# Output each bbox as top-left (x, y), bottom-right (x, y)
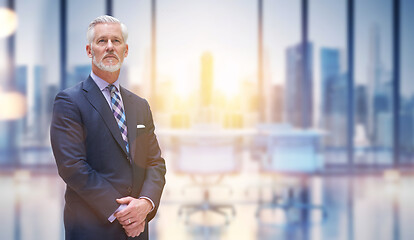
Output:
top-left (115, 197), bottom-right (153, 238)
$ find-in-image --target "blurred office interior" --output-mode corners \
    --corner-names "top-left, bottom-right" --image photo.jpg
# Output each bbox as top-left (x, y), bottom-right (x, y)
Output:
top-left (1, 0), bottom-right (414, 239)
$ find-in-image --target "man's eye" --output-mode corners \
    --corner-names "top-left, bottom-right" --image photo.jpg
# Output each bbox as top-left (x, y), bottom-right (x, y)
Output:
top-left (98, 39), bottom-right (105, 43)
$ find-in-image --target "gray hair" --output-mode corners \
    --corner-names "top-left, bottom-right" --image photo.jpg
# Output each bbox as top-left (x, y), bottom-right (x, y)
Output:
top-left (87, 15), bottom-right (128, 44)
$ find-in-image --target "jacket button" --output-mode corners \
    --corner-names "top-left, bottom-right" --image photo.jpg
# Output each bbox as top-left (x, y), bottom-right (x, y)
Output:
top-left (127, 187), bottom-right (132, 194)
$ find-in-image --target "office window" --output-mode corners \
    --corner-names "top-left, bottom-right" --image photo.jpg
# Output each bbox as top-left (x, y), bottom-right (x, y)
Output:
top-left (400, 0), bottom-right (414, 165)
top-left (309, 0), bottom-right (347, 165)
top-left (156, 0), bottom-right (257, 128)
top-left (263, 0), bottom-right (301, 125)
top-left (354, 0), bottom-right (393, 166)
top-left (0, 1), bottom-right (11, 162)
top-left (113, 0), bottom-right (152, 98)
top-left (11, 0), bottom-right (60, 165)
top-left (66, 0), bottom-right (105, 89)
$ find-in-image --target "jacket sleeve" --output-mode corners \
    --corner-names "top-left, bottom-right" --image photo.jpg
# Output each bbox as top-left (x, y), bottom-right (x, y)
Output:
top-left (139, 100), bottom-right (166, 221)
top-left (50, 91), bottom-right (122, 221)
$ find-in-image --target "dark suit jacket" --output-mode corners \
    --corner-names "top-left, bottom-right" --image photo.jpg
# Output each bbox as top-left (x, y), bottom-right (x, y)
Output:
top-left (50, 76), bottom-right (166, 240)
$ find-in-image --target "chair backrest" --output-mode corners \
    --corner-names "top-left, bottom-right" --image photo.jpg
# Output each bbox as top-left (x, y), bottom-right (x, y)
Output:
top-left (174, 135), bottom-right (241, 175)
top-left (256, 124), bottom-right (324, 174)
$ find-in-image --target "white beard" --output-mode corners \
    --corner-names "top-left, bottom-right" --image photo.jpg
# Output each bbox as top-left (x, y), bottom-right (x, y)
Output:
top-left (92, 49), bottom-right (123, 72)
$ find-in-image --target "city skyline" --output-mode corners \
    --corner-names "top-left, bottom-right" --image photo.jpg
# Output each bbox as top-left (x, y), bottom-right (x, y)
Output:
top-left (2, 0), bottom-right (414, 167)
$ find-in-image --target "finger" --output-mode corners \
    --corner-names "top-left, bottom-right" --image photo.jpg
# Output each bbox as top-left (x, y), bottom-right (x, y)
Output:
top-left (123, 220), bottom-right (140, 234)
top-left (116, 196), bottom-right (134, 205)
top-left (127, 230), bottom-right (140, 238)
top-left (115, 205), bottom-right (134, 220)
top-left (125, 227), bottom-right (138, 238)
top-left (116, 212), bottom-right (132, 223)
top-left (126, 222), bottom-right (145, 237)
top-left (123, 220), bottom-right (145, 232)
top-left (117, 209), bottom-right (140, 223)
top-left (138, 221), bottom-right (145, 233)
top-left (117, 217), bottom-right (132, 227)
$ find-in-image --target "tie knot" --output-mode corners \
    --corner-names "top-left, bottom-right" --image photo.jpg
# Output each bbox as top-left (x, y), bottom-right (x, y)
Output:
top-left (108, 84), bottom-right (117, 94)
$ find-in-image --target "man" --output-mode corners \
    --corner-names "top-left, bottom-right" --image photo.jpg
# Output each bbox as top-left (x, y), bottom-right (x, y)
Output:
top-left (50, 15), bottom-right (166, 240)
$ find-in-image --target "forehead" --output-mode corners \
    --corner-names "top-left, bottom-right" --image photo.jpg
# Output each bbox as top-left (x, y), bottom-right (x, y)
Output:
top-left (93, 23), bottom-right (123, 39)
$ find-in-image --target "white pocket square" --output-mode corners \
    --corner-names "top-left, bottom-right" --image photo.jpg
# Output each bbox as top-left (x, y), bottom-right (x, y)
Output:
top-left (136, 124), bottom-right (145, 129)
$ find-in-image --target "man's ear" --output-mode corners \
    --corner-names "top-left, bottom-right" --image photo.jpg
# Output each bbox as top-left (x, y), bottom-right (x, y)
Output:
top-left (124, 44), bottom-right (129, 58)
top-left (86, 44), bottom-right (93, 58)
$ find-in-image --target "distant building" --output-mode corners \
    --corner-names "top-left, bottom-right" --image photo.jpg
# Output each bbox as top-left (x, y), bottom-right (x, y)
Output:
top-left (285, 42), bottom-right (313, 129)
top-left (320, 48), bottom-right (347, 147)
top-left (29, 65), bottom-right (48, 143)
top-left (68, 65), bottom-right (91, 88)
top-left (200, 52), bottom-right (213, 107)
top-left (399, 106), bottom-right (414, 162)
top-left (321, 48), bottom-right (340, 116)
top-left (355, 85), bottom-right (368, 126)
top-left (271, 85), bottom-right (283, 123)
top-left (198, 52), bottom-right (215, 123)
top-left (14, 66), bottom-right (29, 147)
top-left (16, 66), bottom-right (28, 95)
top-left (366, 25), bottom-right (392, 147)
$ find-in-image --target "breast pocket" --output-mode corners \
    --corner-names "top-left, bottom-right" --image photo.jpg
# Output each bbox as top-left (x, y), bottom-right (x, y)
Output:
top-left (136, 128), bottom-right (146, 137)
top-left (133, 128), bottom-right (148, 167)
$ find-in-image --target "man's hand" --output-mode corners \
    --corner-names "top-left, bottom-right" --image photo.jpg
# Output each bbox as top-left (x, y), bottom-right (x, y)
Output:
top-left (115, 197), bottom-right (152, 237)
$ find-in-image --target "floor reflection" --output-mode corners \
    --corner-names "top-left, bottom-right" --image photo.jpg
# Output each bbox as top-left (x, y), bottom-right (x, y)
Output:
top-left (1, 150), bottom-right (414, 240)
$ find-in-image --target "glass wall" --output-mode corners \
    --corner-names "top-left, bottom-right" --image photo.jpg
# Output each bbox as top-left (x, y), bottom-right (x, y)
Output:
top-left (400, 0), bottom-right (414, 165)
top-left (0, 0), bottom-right (60, 165)
top-left (309, 0), bottom-right (348, 165)
top-left (354, 0), bottom-right (393, 166)
top-left (155, 0), bottom-right (257, 128)
top-left (2, 1), bottom-right (414, 240)
top-left (0, 0), bottom-right (411, 169)
top-left (0, 0), bottom-right (12, 163)
top-left (263, 0), bottom-right (301, 125)
top-left (14, 0), bottom-right (60, 165)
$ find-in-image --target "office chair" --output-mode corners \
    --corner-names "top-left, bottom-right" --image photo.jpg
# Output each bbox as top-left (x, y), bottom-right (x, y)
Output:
top-left (165, 126), bottom-right (245, 227)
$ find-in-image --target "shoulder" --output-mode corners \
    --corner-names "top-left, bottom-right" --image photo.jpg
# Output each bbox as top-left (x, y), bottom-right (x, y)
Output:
top-left (56, 81), bottom-right (84, 99)
top-left (53, 80), bottom-right (89, 111)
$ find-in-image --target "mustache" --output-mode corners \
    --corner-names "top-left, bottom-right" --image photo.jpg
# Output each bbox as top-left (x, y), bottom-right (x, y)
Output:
top-left (103, 52), bottom-right (120, 60)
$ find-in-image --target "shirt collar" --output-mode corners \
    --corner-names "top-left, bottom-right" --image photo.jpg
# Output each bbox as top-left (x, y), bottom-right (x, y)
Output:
top-left (90, 71), bottom-right (121, 92)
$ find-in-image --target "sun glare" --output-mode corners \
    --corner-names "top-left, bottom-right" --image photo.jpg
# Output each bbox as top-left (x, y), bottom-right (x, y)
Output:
top-left (215, 64), bottom-right (240, 98)
top-left (0, 8), bottom-right (18, 38)
top-left (0, 91), bottom-right (26, 120)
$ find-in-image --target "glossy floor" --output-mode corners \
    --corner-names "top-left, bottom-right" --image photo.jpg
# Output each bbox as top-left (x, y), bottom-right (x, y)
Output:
top-left (0, 151), bottom-right (413, 240)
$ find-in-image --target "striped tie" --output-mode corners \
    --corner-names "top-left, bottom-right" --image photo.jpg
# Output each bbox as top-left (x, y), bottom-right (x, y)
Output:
top-left (108, 84), bottom-right (129, 154)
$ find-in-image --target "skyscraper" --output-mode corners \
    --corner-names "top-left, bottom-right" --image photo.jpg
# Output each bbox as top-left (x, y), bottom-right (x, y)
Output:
top-left (200, 52), bottom-right (213, 107)
top-left (70, 65), bottom-right (92, 88)
top-left (355, 85), bottom-right (368, 126)
top-left (197, 52), bottom-right (215, 123)
top-left (321, 48), bottom-right (340, 116)
top-left (285, 42), bottom-right (313, 129)
top-left (15, 65), bottom-right (29, 144)
top-left (366, 25), bottom-right (393, 147)
top-left (271, 85), bottom-right (283, 123)
top-left (32, 65), bottom-right (47, 143)
top-left (320, 48), bottom-right (347, 147)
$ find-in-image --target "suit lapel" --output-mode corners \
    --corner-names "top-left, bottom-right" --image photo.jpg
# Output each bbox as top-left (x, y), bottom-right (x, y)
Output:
top-left (121, 86), bottom-right (137, 159)
top-left (82, 76), bottom-right (128, 156)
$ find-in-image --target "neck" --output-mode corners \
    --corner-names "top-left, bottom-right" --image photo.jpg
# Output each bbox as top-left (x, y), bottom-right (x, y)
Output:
top-left (91, 64), bottom-right (120, 84)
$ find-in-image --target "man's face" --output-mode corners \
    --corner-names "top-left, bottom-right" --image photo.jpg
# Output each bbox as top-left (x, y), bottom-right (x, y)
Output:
top-left (86, 23), bottom-right (128, 72)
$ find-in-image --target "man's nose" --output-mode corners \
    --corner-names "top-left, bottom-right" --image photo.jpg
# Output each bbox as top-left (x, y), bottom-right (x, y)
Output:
top-left (106, 40), bottom-right (114, 51)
